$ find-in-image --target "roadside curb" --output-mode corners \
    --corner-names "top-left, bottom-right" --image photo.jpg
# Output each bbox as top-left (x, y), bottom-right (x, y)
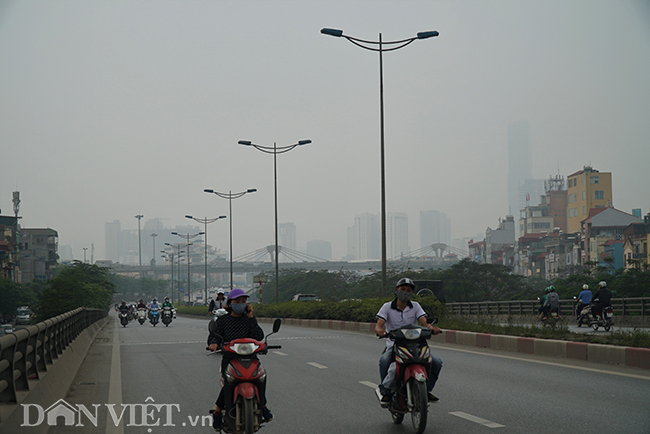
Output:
top-left (257, 317), bottom-right (650, 370)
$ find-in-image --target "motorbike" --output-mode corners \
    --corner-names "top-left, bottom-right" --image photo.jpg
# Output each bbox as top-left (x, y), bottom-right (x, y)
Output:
top-left (119, 312), bottom-right (129, 327)
top-left (574, 299), bottom-right (592, 327)
top-left (541, 310), bottom-right (561, 328)
top-left (149, 308), bottom-right (160, 326)
top-left (208, 318), bottom-right (282, 434)
top-left (375, 320), bottom-right (436, 434)
top-left (162, 306), bottom-right (173, 327)
top-left (137, 308), bottom-right (147, 325)
top-left (589, 304), bottom-right (614, 331)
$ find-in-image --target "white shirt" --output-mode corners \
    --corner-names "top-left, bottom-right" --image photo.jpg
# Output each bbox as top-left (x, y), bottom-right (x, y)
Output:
top-left (376, 299), bottom-right (426, 349)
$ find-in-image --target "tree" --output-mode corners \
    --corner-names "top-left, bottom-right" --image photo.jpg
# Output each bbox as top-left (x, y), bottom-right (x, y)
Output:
top-left (35, 261), bottom-right (114, 320)
top-left (0, 277), bottom-right (35, 320)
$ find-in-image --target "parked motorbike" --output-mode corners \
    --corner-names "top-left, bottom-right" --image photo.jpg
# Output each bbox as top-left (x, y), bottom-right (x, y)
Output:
top-left (375, 320), bottom-right (436, 434)
top-left (162, 306), bottom-right (173, 327)
top-left (207, 318), bottom-right (282, 434)
top-left (590, 305), bottom-right (614, 331)
top-left (119, 312), bottom-right (129, 328)
top-left (149, 309), bottom-right (160, 326)
top-left (137, 308), bottom-right (147, 325)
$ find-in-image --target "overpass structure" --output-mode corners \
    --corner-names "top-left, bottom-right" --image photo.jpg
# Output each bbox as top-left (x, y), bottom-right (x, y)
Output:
top-left (110, 243), bottom-right (468, 279)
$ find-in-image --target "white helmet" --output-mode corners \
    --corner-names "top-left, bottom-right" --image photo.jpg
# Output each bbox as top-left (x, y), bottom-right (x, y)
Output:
top-left (582, 284), bottom-right (589, 290)
top-left (598, 281), bottom-right (607, 288)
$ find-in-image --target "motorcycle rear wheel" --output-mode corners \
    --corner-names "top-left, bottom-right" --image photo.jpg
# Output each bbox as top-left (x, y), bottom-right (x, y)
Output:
top-left (409, 379), bottom-right (428, 434)
top-left (591, 323), bottom-right (599, 331)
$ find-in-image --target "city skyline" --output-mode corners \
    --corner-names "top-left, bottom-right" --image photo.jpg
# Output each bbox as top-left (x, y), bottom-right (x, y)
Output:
top-left (2, 1), bottom-right (648, 263)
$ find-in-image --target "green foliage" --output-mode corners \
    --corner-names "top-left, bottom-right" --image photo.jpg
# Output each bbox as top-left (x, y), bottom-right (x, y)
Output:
top-left (254, 295), bottom-right (445, 323)
top-left (174, 304), bottom-right (209, 316)
top-left (438, 258), bottom-right (533, 302)
top-left (35, 261), bottom-right (114, 321)
top-left (0, 277), bottom-right (35, 317)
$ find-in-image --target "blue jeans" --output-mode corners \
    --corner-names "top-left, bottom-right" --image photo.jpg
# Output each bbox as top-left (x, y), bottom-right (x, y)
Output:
top-left (379, 346), bottom-right (442, 394)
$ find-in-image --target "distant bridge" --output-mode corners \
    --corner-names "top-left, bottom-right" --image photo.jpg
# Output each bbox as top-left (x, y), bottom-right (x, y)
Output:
top-left (108, 244), bottom-right (468, 278)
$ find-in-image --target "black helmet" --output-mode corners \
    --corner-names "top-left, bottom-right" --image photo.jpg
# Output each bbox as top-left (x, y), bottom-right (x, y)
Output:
top-left (396, 278), bottom-right (415, 289)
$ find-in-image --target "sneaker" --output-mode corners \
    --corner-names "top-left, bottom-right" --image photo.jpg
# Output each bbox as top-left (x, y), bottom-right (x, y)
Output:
top-left (380, 393), bottom-right (391, 408)
top-left (262, 407), bottom-right (273, 422)
top-left (427, 392), bottom-right (440, 403)
top-left (211, 410), bottom-right (222, 431)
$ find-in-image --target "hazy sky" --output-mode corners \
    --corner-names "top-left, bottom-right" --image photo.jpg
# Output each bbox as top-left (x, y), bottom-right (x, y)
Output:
top-left (1, 0), bottom-right (649, 261)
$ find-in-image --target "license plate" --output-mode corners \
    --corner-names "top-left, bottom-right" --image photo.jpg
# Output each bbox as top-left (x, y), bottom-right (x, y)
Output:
top-left (606, 312), bottom-right (613, 318)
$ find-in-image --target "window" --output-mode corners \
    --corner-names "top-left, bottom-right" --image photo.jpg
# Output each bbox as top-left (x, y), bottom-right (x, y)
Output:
top-left (595, 190), bottom-right (604, 200)
top-left (590, 175), bottom-right (599, 184)
top-left (582, 191), bottom-right (586, 200)
top-left (569, 209), bottom-right (573, 218)
top-left (582, 176), bottom-right (585, 185)
top-left (583, 206), bottom-right (586, 215)
top-left (569, 195), bottom-right (573, 204)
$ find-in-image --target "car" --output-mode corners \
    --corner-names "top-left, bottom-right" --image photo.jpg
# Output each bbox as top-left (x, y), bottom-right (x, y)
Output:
top-left (291, 293), bottom-right (320, 302)
top-left (0, 324), bottom-right (14, 335)
top-left (15, 307), bottom-right (32, 325)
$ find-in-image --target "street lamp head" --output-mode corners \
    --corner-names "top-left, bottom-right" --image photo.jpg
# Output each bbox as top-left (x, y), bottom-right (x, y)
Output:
top-left (204, 189), bottom-right (214, 194)
top-left (238, 140), bottom-right (252, 146)
top-left (417, 31), bottom-right (439, 39)
top-left (247, 189), bottom-right (257, 193)
top-left (219, 215), bottom-right (227, 219)
top-left (297, 140), bottom-right (312, 146)
top-left (199, 232), bottom-right (205, 235)
top-left (171, 232), bottom-right (178, 235)
top-left (185, 215), bottom-right (193, 219)
top-left (321, 28), bottom-right (343, 37)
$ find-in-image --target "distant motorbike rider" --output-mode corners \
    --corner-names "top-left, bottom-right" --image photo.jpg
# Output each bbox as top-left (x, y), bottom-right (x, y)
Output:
top-left (538, 287), bottom-right (551, 320)
top-left (591, 281), bottom-right (612, 320)
top-left (118, 301), bottom-right (129, 315)
top-left (543, 286), bottom-right (560, 319)
top-left (576, 284), bottom-right (592, 319)
top-left (375, 277), bottom-right (442, 405)
top-left (209, 289), bottom-right (227, 313)
top-left (136, 299), bottom-right (147, 310)
top-left (207, 288), bottom-right (273, 431)
top-left (162, 296), bottom-right (173, 309)
top-left (148, 298), bottom-right (161, 320)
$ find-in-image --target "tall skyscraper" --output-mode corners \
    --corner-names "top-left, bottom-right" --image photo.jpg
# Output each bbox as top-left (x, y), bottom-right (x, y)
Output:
top-left (508, 121), bottom-right (532, 216)
top-left (420, 210), bottom-right (451, 247)
top-left (354, 213), bottom-right (380, 260)
top-left (279, 223), bottom-right (297, 250)
top-left (387, 212), bottom-right (409, 259)
top-left (105, 220), bottom-right (121, 262)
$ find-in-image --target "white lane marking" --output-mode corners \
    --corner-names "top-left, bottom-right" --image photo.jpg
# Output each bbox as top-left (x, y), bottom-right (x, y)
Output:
top-left (449, 411), bottom-right (505, 428)
top-left (273, 351), bottom-right (288, 356)
top-left (308, 362), bottom-right (328, 369)
top-left (429, 344), bottom-right (650, 381)
top-left (107, 320), bottom-right (124, 434)
top-left (359, 381), bottom-right (378, 389)
top-left (120, 340), bottom-right (204, 346)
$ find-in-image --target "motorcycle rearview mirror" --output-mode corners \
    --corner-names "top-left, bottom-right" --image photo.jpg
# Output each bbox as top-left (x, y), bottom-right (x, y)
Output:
top-left (273, 318), bottom-right (282, 333)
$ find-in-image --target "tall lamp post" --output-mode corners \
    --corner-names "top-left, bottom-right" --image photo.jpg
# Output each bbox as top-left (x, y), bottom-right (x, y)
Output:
top-left (185, 214), bottom-right (227, 304)
top-left (150, 233), bottom-right (158, 267)
top-left (321, 27), bottom-right (438, 294)
top-left (161, 250), bottom-right (174, 302)
top-left (135, 214), bottom-right (144, 287)
top-left (169, 233), bottom-right (202, 303)
top-left (238, 140), bottom-right (312, 303)
top-left (203, 188), bottom-right (256, 290)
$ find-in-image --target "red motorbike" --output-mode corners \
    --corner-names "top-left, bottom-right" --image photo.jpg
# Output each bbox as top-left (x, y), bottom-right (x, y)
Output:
top-left (208, 319), bottom-right (282, 434)
top-left (376, 321), bottom-right (436, 434)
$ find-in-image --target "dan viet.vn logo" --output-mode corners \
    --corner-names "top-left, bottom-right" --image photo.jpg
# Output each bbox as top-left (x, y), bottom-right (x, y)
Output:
top-left (21, 397), bottom-right (212, 428)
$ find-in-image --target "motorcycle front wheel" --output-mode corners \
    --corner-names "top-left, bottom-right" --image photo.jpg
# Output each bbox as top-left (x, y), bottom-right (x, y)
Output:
top-left (408, 379), bottom-right (428, 434)
top-left (244, 398), bottom-right (255, 434)
top-left (591, 323), bottom-right (599, 331)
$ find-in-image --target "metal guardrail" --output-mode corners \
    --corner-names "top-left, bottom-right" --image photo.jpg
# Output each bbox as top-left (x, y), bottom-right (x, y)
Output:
top-left (446, 297), bottom-right (650, 317)
top-left (0, 307), bottom-right (107, 405)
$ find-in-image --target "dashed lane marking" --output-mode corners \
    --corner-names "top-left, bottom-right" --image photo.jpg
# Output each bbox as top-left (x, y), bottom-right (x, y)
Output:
top-left (273, 351), bottom-right (288, 356)
top-left (307, 362), bottom-right (328, 369)
top-left (120, 340), bottom-right (204, 345)
top-left (359, 381), bottom-right (378, 389)
top-left (449, 411), bottom-right (505, 428)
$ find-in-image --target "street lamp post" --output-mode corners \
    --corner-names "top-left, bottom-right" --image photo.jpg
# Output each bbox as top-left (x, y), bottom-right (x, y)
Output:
top-left (83, 247), bottom-right (88, 264)
top-left (161, 250), bottom-right (174, 302)
top-left (135, 214), bottom-right (144, 285)
top-left (203, 188), bottom-right (256, 290)
top-left (150, 233), bottom-right (158, 267)
top-left (238, 140), bottom-right (312, 303)
top-left (185, 214), bottom-right (227, 305)
top-left (171, 231), bottom-right (204, 303)
top-left (321, 27), bottom-right (438, 294)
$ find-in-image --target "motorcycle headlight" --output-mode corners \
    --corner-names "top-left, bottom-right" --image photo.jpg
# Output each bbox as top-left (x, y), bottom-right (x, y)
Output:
top-left (231, 343), bottom-right (259, 355)
top-left (404, 329), bottom-right (421, 340)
